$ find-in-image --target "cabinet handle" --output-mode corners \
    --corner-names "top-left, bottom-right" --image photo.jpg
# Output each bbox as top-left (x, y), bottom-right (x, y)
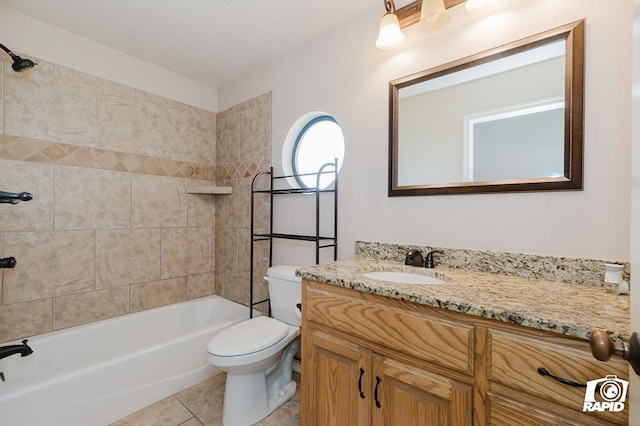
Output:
top-left (374, 376), bottom-right (382, 408)
top-left (358, 368), bottom-right (365, 399)
top-left (537, 367), bottom-right (589, 389)
top-left (590, 330), bottom-right (640, 376)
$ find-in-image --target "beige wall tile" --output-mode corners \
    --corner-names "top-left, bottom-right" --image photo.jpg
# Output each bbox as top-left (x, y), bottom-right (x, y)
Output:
top-left (53, 287), bottom-right (129, 330)
top-left (224, 179), bottom-right (251, 228)
top-left (4, 61), bottom-right (97, 145)
top-left (97, 89), bottom-right (166, 159)
top-left (187, 184), bottom-right (216, 227)
top-left (2, 231), bottom-right (95, 303)
top-left (216, 114), bottom-right (238, 165)
top-left (186, 272), bottom-right (215, 300)
top-left (132, 174), bottom-right (187, 228)
top-left (215, 226), bottom-right (237, 276)
top-left (130, 277), bottom-right (186, 312)
top-left (238, 102), bottom-right (271, 162)
top-left (54, 165), bottom-right (131, 230)
top-left (253, 239), bottom-right (271, 286)
top-left (97, 88), bottom-right (215, 164)
top-left (0, 56), bottom-right (225, 340)
top-left (0, 298), bottom-right (52, 342)
top-left (161, 227), bottom-right (213, 279)
top-left (96, 229), bottom-right (161, 288)
top-left (0, 159), bottom-right (53, 231)
top-left (0, 63), bottom-right (3, 134)
top-left (214, 93), bottom-right (272, 309)
top-left (237, 228), bottom-right (251, 281)
top-left (215, 272), bottom-right (245, 305)
top-left (162, 105), bottom-right (215, 165)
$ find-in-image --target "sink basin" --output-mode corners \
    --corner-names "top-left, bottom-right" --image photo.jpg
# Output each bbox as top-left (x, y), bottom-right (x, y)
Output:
top-left (362, 271), bottom-right (445, 285)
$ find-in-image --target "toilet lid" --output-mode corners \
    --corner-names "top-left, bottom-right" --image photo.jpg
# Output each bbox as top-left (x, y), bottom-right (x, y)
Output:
top-left (207, 316), bottom-right (289, 357)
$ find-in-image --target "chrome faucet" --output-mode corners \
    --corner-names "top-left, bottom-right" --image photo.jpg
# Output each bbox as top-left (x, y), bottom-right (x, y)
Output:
top-left (425, 250), bottom-right (444, 268)
top-left (0, 340), bottom-right (33, 360)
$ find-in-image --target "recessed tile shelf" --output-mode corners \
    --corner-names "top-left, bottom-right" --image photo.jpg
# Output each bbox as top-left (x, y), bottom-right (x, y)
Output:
top-left (186, 185), bottom-right (232, 195)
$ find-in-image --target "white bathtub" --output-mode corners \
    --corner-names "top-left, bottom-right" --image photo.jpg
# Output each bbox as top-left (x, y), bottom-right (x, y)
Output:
top-left (0, 295), bottom-right (255, 426)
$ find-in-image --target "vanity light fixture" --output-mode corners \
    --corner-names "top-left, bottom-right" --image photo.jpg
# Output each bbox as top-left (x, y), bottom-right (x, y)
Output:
top-left (419, 0), bottom-right (451, 32)
top-left (376, 0), bottom-right (498, 49)
top-left (465, 0), bottom-right (497, 13)
top-left (0, 43), bottom-right (37, 72)
top-left (375, 0), bottom-right (406, 50)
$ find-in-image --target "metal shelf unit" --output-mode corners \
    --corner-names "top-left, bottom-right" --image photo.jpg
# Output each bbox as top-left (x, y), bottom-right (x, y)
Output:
top-left (249, 160), bottom-right (338, 317)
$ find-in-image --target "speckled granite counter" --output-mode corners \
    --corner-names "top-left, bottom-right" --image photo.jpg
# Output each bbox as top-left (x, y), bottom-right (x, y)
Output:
top-left (297, 257), bottom-right (630, 342)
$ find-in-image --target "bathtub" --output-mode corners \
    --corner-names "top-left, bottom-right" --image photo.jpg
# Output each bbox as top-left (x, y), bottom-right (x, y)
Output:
top-left (0, 295), bottom-right (255, 426)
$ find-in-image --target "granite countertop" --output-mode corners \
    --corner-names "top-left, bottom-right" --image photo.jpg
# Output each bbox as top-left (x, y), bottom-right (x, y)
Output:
top-left (297, 257), bottom-right (630, 342)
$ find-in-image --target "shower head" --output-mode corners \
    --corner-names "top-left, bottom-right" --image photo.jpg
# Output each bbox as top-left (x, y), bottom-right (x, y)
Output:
top-left (0, 43), bottom-right (37, 72)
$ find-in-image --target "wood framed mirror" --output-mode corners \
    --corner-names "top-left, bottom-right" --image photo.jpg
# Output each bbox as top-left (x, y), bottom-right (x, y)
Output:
top-left (388, 20), bottom-right (584, 196)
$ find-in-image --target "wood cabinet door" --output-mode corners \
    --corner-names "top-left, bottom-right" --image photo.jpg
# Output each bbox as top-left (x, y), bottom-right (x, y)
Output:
top-left (371, 355), bottom-right (472, 426)
top-left (302, 329), bottom-right (371, 426)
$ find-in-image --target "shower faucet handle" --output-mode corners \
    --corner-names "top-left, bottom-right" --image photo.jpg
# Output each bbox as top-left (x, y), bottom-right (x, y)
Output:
top-left (0, 257), bottom-right (16, 269)
top-left (0, 191), bottom-right (33, 204)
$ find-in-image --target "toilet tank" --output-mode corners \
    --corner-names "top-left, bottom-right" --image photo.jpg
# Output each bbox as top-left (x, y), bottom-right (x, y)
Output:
top-left (266, 265), bottom-right (302, 327)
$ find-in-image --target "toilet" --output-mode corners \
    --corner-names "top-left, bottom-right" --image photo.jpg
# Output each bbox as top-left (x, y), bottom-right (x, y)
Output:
top-left (207, 265), bottom-right (302, 426)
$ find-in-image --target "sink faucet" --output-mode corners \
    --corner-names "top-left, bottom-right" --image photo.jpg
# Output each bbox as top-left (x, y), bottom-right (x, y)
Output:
top-left (424, 250), bottom-right (444, 268)
top-left (0, 339), bottom-right (33, 360)
top-left (405, 249), bottom-right (424, 267)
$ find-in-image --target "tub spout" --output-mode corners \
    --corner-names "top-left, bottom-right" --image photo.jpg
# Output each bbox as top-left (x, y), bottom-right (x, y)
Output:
top-left (0, 340), bottom-right (33, 360)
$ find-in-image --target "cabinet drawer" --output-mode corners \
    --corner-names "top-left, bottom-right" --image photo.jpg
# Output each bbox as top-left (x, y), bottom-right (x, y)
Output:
top-left (487, 329), bottom-right (628, 425)
top-left (487, 392), bottom-right (617, 426)
top-left (305, 286), bottom-right (474, 374)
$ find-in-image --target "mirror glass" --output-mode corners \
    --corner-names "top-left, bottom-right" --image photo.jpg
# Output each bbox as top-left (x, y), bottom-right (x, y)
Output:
top-left (389, 21), bottom-right (584, 196)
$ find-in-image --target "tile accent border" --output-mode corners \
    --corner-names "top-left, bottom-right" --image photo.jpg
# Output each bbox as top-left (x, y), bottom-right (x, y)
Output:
top-left (355, 240), bottom-right (630, 287)
top-left (216, 159), bottom-right (272, 181)
top-left (0, 134), bottom-right (215, 180)
top-left (0, 136), bottom-right (271, 183)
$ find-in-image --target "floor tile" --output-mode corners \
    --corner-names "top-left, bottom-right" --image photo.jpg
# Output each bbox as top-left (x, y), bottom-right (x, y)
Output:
top-left (109, 396), bottom-right (194, 426)
top-left (113, 372), bottom-right (300, 426)
top-left (176, 374), bottom-right (226, 426)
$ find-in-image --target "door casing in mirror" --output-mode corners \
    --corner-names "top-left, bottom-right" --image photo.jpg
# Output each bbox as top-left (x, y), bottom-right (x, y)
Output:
top-left (388, 20), bottom-right (584, 196)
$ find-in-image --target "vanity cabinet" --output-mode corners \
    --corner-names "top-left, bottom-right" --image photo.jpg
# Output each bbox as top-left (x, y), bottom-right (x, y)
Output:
top-left (301, 279), bottom-right (629, 426)
top-left (302, 280), bottom-right (473, 426)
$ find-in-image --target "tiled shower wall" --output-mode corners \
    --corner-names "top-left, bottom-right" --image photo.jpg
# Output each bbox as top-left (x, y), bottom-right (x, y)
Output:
top-left (0, 58), bottom-right (219, 344)
top-left (215, 93), bottom-right (272, 311)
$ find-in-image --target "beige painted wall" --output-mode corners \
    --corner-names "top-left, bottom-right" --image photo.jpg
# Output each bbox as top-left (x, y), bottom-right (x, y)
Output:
top-left (221, 0), bottom-right (633, 264)
top-left (0, 58), bottom-right (218, 343)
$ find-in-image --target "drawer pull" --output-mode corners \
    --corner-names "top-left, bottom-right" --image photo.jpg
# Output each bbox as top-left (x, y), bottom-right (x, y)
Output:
top-left (374, 376), bottom-right (382, 408)
top-left (537, 367), bottom-right (589, 389)
top-left (358, 368), bottom-right (366, 399)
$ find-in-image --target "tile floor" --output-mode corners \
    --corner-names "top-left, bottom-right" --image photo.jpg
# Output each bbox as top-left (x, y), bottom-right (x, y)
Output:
top-left (110, 373), bottom-right (300, 426)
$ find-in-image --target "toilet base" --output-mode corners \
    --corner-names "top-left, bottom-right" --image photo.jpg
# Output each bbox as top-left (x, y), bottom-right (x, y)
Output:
top-left (221, 339), bottom-right (299, 426)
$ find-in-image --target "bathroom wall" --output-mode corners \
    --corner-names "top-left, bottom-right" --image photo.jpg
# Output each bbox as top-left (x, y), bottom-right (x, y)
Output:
top-left (214, 93), bottom-right (272, 310)
top-left (0, 58), bottom-right (217, 343)
top-left (0, 5), bottom-right (217, 112)
top-left (219, 0), bottom-right (633, 263)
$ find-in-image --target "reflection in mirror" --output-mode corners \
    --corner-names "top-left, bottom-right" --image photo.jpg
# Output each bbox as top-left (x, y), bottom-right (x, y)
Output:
top-left (389, 20), bottom-right (584, 196)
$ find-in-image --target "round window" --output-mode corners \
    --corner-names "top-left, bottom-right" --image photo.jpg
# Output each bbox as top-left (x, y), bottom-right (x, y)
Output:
top-left (284, 113), bottom-right (345, 189)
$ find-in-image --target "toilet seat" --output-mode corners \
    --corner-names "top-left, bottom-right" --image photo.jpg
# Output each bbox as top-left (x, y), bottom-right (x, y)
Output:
top-left (208, 316), bottom-right (289, 357)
